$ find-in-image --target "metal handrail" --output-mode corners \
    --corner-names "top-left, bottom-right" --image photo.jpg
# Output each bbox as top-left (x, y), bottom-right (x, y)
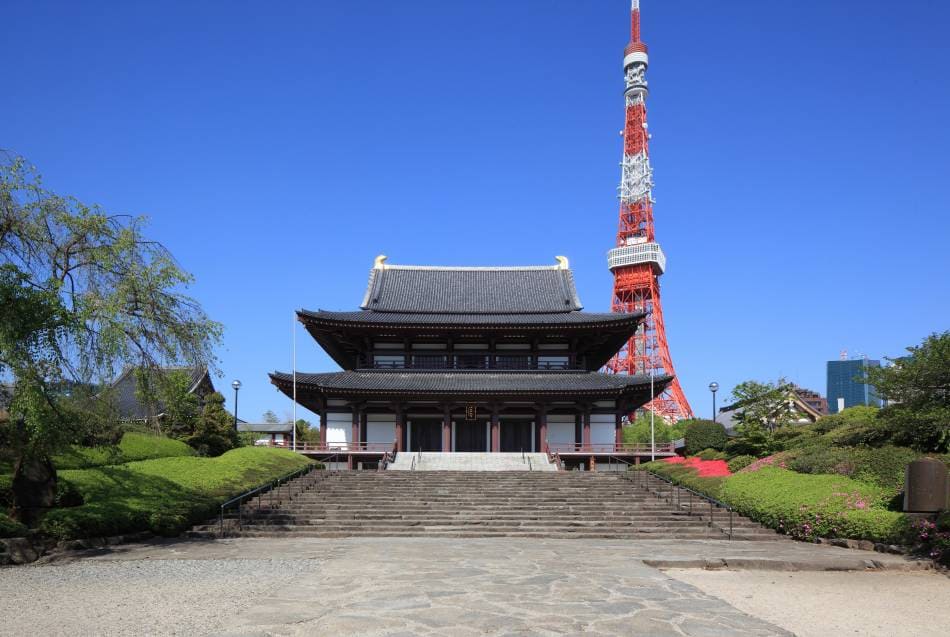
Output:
top-left (628, 468), bottom-right (735, 540)
top-left (378, 441), bottom-right (398, 471)
top-left (218, 461), bottom-right (320, 537)
top-left (607, 454), bottom-right (635, 473)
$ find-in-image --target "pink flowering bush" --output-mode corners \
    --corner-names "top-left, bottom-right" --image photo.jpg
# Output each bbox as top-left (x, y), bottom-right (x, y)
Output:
top-left (910, 516), bottom-right (950, 566)
top-left (739, 453), bottom-right (790, 473)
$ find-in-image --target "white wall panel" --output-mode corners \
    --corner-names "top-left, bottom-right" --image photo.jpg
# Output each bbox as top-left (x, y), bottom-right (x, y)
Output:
top-left (591, 414), bottom-right (616, 446)
top-left (367, 414), bottom-right (395, 445)
top-left (547, 414), bottom-right (575, 445)
top-left (326, 413), bottom-right (352, 449)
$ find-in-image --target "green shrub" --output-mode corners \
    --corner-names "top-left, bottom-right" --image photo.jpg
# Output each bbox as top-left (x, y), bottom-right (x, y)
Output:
top-left (727, 455), bottom-right (755, 473)
top-left (781, 445), bottom-right (918, 502)
top-left (0, 512), bottom-right (28, 538)
top-left (0, 473), bottom-right (11, 509)
top-left (787, 446), bottom-right (855, 476)
top-left (772, 425), bottom-right (821, 451)
top-left (696, 448), bottom-right (720, 460)
top-left (683, 420), bottom-right (728, 455)
top-left (720, 467), bottom-right (908, 543)
top-left (723, 437), bottom-right (766, 458)
top-left (54, 433), bottom-right (195, 470)
top-left (39, 447), bottom-right (312, 540)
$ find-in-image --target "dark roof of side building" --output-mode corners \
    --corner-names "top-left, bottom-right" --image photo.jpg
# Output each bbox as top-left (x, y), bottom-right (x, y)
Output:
top-left (359, 258), bottom-right (582, 314)
top-left (109, 366), bottom-right (215, 421)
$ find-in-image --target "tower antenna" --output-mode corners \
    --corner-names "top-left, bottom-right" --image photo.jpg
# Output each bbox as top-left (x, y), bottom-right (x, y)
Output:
top-left (606, 0), bottom-right (693, 421)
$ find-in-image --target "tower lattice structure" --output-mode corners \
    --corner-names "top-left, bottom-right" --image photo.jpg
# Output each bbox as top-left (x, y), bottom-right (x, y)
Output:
top-left (606, 0), bottom-right (693, 421)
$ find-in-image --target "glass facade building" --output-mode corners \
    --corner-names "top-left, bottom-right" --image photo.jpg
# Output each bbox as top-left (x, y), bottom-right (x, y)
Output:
top-left (826, 359), bottom-right (881, 414)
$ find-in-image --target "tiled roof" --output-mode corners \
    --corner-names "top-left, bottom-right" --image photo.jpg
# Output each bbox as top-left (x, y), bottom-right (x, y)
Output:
top-left (238, 423), bottom-right (293, 434)
top-left (360, 263), bottom-right (583, 314)
top-left (270, 371), bottom-right (671, 397)
top-left (299, 309), bottom-right (644, 327)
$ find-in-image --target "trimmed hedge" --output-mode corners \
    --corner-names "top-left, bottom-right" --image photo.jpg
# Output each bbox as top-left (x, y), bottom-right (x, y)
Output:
top-left (54, 433), bottom-right (195, 470)
top-left (720, 467), bottom-right (908, 543)
top-left (727, 455), bottom-right (756, 473)
top-left (40, 447), bottom-right (312, 540)
top-left (683, 420), bottom-right (728, 455)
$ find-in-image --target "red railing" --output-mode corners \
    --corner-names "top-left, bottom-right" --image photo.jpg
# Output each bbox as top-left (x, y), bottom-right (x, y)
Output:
top-left (257, 440), bottom-right (675, 455)
top-left (547, 442), bottom-right (676, 454)
top-left (256, 441), bottom-right (396, 453)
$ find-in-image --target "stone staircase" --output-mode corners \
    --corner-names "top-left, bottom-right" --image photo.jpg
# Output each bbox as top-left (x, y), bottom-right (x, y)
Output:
top-left (387, 452), bottom-right (557, 471)
top-left (191, 469), bottom-right (784, 541)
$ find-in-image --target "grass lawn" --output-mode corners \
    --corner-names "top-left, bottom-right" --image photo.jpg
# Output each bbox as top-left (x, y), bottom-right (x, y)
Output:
top-left (40, 447), bottom-right (313, 540)
top-left (53, 432), bottom-right (196, 469)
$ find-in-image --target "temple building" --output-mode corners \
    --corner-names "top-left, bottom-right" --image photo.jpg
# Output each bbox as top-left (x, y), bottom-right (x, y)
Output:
top-left (270, 256), bottom-right (671, 466)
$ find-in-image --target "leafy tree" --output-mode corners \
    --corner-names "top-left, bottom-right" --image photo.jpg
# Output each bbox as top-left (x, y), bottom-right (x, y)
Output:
top-left (0, 154), bottom-right (221, 522)
top-left (295, 418), bottom-right (319, 443)
top-left (186, 392), bottom-right (238, 456)
top-left (262, 410), bottom-right (280, 424)
top-left (139, 369), bottom-right (201, 440)
top-left (865, 332), bottom-right (950, 452)
top-left (725, 379), bottom-right (801, 456)
top-left (622, 415), bottom-right (675, 445)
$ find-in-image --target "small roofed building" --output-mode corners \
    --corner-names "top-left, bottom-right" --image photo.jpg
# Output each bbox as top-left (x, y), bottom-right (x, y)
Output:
top-left (716, 384), bottom-right (825, 434)
top-left (238, 422), bottom-right (295, 445)
top-left (270, 256), bottom-right (674, 467)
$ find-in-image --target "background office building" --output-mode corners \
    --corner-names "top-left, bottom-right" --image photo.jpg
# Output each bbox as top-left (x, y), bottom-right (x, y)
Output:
top-left (826, 358), bottom-right (882, 414)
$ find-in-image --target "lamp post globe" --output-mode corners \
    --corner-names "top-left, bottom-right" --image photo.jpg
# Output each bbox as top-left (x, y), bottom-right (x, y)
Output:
top-left (231, 380), bottom-right (242, 431)
top-left (708, 382), bottom-right (719, 423)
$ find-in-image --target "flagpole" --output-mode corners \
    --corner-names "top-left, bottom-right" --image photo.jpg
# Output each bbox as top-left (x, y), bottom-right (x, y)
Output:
top-left (650, 366), bottom-right (655, 461)
top-left (292, 312), bottom-right (297, 451)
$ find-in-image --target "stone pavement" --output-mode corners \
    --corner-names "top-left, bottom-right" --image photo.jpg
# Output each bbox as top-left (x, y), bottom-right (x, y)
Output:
top-left (20, 537), bottom-right (930, 636)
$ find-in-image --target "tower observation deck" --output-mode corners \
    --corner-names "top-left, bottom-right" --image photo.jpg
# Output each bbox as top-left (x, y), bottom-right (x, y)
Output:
top-left (606, 0), bottom-right (693, 421)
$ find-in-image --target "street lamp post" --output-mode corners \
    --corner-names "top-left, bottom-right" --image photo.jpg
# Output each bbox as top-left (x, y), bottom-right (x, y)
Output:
top-left (231, 380), bottom-right (242, 432)
top-left (708, 382), bottom-right (719, 423)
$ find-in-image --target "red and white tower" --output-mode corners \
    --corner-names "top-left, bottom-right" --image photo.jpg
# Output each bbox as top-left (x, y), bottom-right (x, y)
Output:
top-left (607, 0), bottom-right (693, 420)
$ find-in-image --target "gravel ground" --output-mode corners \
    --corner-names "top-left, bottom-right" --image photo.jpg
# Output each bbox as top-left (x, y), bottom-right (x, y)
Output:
top-left (0, 559), bottom-right (312, 637)
top-left (667, 569), bottom-right (950, 637)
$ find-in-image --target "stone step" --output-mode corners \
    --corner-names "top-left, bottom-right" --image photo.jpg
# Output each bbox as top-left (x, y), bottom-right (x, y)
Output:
top-left (190, 468), bottom-right (783, 542)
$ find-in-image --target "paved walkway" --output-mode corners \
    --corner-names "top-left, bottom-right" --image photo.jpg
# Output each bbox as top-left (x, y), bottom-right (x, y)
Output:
top-left (2, 537), bottom-right (937, 636)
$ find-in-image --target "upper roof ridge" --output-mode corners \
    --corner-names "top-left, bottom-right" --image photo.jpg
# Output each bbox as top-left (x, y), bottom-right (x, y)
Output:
top-left (359, 255), bottom-right (583, 314)
top-left (371, 255), bottom-right (570, 272)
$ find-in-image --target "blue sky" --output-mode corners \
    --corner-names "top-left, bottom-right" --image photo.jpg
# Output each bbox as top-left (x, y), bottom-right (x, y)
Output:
top-left (4, 1), bottom-right (948, 423)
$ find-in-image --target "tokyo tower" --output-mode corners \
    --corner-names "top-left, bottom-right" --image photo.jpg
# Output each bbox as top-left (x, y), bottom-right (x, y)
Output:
top-left (606, 0), bottom-right (693, 420)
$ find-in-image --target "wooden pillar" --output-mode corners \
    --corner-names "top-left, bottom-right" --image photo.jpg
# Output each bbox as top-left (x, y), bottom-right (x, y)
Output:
top-left (360, 410), bottom-right (368, 448)
top-left (615, 410), bottom-right (623, 451)
top-left (394, 404), bottom-right (404, 453)
top-left (442, 404), bottom-right (452, 452)
top-left (319, 407), bottom-right (328, 447)
top-left (349, 403), bottom-right (360, 470)
top-left (351, 404), bottom-right (360, 450)
top-left (582, 406), bottom-right (591, 449)
top-left (490, 405), bottom-right (500, 453)
top-left (537, 404), bottom-right (548, 453)
top-left (574, 411), bottom-right (582, 449)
